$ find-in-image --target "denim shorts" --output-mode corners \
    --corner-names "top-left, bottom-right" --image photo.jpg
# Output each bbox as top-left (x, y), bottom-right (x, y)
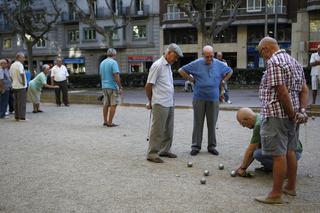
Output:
top-left (260, 117), bottom-right (298, 156)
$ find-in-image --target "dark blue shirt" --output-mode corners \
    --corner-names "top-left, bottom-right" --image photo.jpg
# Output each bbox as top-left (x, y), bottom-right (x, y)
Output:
top-left (182, 58), bottom-right (232, 101)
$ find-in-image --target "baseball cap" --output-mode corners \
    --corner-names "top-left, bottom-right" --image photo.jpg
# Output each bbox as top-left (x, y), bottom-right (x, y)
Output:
top-left (167, 43), bottom-right (183, 57)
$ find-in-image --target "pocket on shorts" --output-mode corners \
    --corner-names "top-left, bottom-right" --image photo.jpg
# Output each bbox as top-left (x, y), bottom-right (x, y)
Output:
top-left (261, 135), bottom-right (278, 153)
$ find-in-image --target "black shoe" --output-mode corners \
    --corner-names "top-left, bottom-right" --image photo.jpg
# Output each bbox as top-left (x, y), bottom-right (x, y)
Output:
top-left (190, 150), bottom-right (199, 156)
top-left (147, 157), bottom-right (164, 163)
top-left (159, 153), bottom-right (177, 158)
top-left (208, 148), bottom-right (219, 155)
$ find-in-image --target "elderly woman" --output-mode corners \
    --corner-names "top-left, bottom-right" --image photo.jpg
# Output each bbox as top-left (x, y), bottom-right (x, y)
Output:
top-left (28, 64), bottom-right (58, 113)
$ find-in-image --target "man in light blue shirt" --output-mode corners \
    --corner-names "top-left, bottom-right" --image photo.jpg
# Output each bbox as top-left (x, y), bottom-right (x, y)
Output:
top-left (179, 45), bottom-right (233, 156)
top-left (99, 48), bottom-right (123, 127)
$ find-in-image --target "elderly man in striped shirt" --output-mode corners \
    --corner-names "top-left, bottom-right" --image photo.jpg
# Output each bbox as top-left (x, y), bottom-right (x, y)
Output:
top-left (255, 37), bottom-right (309, 204)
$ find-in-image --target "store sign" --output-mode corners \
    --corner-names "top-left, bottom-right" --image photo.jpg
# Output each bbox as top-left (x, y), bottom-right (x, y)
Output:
top-left (64, 57), bottom-right (85, 64)
top-left (128, 55), bottom-right (153, 62)
top-left (309, 42), bottom-right (320, 51)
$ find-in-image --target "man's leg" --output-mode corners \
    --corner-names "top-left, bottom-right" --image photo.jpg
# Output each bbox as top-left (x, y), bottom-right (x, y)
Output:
top-left (159, 106), bottom-right (174, 155)
top-left (54, 81), bottom-right (61, 106)
top-left (103, 105), bottom-right (109, 124)
top-left (8, 89), bottom-right (14, 113)
top-left (0, 91), bottom-right (9, 117)
top-left (13, 89), bottom-right (19, 120)
top-left (284, 150), bottom-right (297, 192)
top-left (107, 105), bottom-right (117, 125)
top-left (191, 100), bottom-right (206, 152)
top-left (269, 155), bottom-right (286, 198)
top-left (206, 101), bottom-right (219, 151)
top-left (19, 88), bottom-right (26, 119)
top-left (253, 149), bottom-right (273, 171)
top-left (312, 90), bottom-right (317, 104)
top-left (147, 104), bottom-right (166, 161)
top-left (61, 80), bottom-right (69, 106)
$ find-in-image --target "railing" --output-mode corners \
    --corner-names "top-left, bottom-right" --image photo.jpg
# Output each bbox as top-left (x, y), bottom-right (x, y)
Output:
top-left (0, 23), bottom-right (13, 33)
top-left (163, 6), bottom-right (287, 21)
top-left (61, 11), bottom-right (78, 22)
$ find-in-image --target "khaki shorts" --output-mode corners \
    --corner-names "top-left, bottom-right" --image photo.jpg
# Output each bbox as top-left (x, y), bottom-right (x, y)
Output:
top-left (27, 86), bottom-right (41, 104)
top-left (311, 75), bottom-right (319, 90)
top-left (260, 117), bottom-right (298, 156)
top-left (102, 88), bottom-right (120, 106)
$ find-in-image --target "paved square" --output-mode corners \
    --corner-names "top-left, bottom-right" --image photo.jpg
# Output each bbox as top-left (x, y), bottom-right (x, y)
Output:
top-left (0, 104), bottom-right (319, 212)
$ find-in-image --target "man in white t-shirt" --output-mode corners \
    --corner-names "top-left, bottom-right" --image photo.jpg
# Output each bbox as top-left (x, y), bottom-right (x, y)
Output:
top-left (310, 44), bottom-right (320, 104)
top-left (9, 52), bottom-right (27, 121)
top-left (51, 57), bottom-right (69, 106)
top-left (145, 43), bottom-right (183, 163)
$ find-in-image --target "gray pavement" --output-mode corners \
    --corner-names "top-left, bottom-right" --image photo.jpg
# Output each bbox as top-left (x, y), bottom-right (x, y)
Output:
top-left (1, 103), bottom-right (320, 212)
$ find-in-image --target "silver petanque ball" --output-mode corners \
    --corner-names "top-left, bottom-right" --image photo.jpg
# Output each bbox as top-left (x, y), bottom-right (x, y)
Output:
top-left (311, 116), bottom-right (315, 120)
top-left (218, 163), bottom-right (224, 170)
top-left (204, 170), bottom-right (210, 176)
top-left (230, 170), bottom-right (237, 177)
top-left (187, 161), bottom-right (193, 167)
top-left (200, 177), bottom-right (206, 184)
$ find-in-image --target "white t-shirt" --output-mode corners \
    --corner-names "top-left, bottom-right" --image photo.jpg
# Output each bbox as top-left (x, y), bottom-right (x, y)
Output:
top-left (51, 65), bottom-right (69, 82)
top-left (310, 52), bottom-right (320, 76)
top-left (147, 56), bottom-right (174, 107)
top-left (10, 61), bottom-right (26, 89)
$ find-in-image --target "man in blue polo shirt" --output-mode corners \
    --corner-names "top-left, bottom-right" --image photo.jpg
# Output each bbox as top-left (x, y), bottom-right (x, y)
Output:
top-left (179, 45), bottom-right (233, 156)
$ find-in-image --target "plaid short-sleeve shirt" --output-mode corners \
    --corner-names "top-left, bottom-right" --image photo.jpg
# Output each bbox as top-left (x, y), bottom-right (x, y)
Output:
top-left (259, 49), bottom-right (306, 118)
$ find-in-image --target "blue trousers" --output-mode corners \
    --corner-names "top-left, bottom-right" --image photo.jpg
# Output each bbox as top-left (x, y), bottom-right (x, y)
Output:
top-left (0, 90), bottom-right (9, 118)
top-left (253, 149), bottom-right (301, 171)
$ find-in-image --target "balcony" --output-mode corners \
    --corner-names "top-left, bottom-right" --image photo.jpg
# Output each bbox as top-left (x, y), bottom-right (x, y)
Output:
top-left (0, 23), bottom-right (13, 33)
top-left (307, 0), bottom-right (320, 11)
top-left (163, 6), bottom-right (287, 21)
top-left (125, 5), bottom-right (150, 17)
top-left (61, 11), bottom-right (78, 23)
top-left (96, 7), bottom-right (124, 18)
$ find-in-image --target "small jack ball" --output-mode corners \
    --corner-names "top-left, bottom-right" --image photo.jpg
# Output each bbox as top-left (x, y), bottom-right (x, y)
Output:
top-left (230, 170), bottom-right (236, 177)
top-left (204, 170), bottom-right (210, 176)
top-left (218, 164), bottom-right (224, 170)
top-left (200, 177), bottom-right (206, 184)
top-left (187, 162), bottom-right (193, 167)
top-left (312, 116), bottom-right (315, 120)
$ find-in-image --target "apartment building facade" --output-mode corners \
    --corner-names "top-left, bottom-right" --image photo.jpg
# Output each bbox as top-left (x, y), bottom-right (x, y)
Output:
top-left (160, 0), bottom-right (320, 69)
top-left (0, 0), bottom-right (160, 75)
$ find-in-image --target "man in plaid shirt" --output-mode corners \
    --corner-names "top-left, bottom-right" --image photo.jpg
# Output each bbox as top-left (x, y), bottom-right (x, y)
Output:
top-left (255, 37), bottom-right (309, 204)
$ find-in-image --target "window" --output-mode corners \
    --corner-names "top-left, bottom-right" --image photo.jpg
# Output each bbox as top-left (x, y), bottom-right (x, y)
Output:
top-left (164, 28), bottom-right (197, 44)
top-left (84, 28), bottom-right (96, 40)
top-left (91, 0), bottom-right (97, 16)
top-left (104, 27), bottom-right (119, 40)
top-left (111, 0), bottom-right (120, 15)
top-left (3, 38), bottom-right (12, 49)
top-left (36, 39), bottom-right (46, 48)
top-left (267, 0), bottom-right (283, 13)
top-left (213, 27), bottom-right (237, 43)
top-left (247, 0), bottom-right (262, 12)
top-left (132, 25), bottom-right (146, 39)
top-left (167, 4), bottom-right (180, 20)
top-left (310, 15), bottom-right (320, 41)
top-left (136, 0), bottom-right (144, 12)
top-left (68, 30), bottom-right (79, 42)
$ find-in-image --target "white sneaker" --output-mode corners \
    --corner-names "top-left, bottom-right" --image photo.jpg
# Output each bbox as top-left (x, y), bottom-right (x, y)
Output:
top-left (227, 100), bottom-right (232, 104)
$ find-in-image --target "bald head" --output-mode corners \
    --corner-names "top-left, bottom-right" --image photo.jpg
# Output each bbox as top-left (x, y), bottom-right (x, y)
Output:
top-left (202, 45), bottom-right (214, 65)
top-left (236, 107), bottom-right (256, 129)
top-left (216, 52), bottom-right (223, 60)
top-left (203, 45), bottom-right (213, 54)
top-left (258, 37), bottom-right (280, 60)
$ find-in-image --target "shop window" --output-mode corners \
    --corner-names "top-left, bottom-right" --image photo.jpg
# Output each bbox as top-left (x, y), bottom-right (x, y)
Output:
top-left (68, 30), bottom-right (79, 43)
top-left (164, 28), bottom-right (197, 44)
top-left (36, 39), bottom-right (46, 48)
top-left (132, 25), bottom-right (147, 39)
top-left (247, 0), bottom-right (262, 12)
top-left (213, 27), bottom-right (237, 43)
top-left (3, 38), bottom-right (12, 49)
top-left (310, 19), bottom-right (320, 41)
top-left (84, 28), bottom-right (96, 40)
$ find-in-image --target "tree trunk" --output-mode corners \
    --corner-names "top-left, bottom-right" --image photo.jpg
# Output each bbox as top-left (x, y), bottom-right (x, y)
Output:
top-left (26, 40), bottom-right (34, 72)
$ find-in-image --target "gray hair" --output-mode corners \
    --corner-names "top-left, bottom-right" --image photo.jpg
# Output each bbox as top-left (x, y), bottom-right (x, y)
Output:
top-left (16, 52), bottom-right (25, 59)
top-left (42, 64), bottom-right (50, 71)
top-left (107, 48), bottom-right (117, 57)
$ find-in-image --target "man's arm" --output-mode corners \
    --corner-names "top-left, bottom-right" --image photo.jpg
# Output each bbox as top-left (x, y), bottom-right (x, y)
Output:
top-left (145, 83), bottom-right (153, 109)
top-left (223, 70), bottom-right (233, 81)
top-left (236, 143), bottom-right (259, 175)
top-left (310, 54), bottom-right (320, 66)
top-left (276, 85), bottom-right (295, 120)
top-left (178, 68), bottom-right (194, 83)
top-left (299, 83), bottom-right (309, 109)
top-left (20, 73), bottom-right (25, 87)
top-left (113, 73), bottom-right (123, 93)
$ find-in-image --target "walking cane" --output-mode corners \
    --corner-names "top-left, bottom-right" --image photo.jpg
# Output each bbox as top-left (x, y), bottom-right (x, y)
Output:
top-left (146, 109), bottom-right (152, 142)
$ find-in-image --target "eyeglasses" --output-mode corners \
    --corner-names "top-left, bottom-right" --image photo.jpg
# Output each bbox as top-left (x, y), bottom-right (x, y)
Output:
top-left (204, 55), bottom-right (213, 59)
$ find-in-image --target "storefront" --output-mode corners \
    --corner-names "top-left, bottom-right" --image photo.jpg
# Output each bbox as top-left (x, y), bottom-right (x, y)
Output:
top-left (63, 57), bottom-right (86, 74)
top-left (128, 55), bottom-right (153, 73)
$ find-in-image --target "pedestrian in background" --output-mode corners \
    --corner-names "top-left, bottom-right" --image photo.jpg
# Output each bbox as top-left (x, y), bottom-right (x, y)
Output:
top-left (99, 48), bottom-right (123, 127)
top-left (179, 45), bottom-right (233, 156)
top-left (9, 52), bottom-right (27, 121)
top-left (51, 57), bottom-right (69, 107)
top-left (310, 44), bottom-right (320, 104)
top-left (0, 59), bottom-right (11, 119)
top-left (28, 64), bottom-right (59, 113)
top-left (5, 58), bottom-right (14, 114)
top-left (216, 52), bottom-right (232, 104)
top-left (145, 43), bottom-right (183, 163)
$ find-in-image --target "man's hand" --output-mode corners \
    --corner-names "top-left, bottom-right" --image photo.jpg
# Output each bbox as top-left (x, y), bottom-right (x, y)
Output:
top-left (295, 112), bottom-right (308, 124)
top-left (235, 166), bottom-right (246, 177)
top-left (146, 102), bottom-right (152, 110)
